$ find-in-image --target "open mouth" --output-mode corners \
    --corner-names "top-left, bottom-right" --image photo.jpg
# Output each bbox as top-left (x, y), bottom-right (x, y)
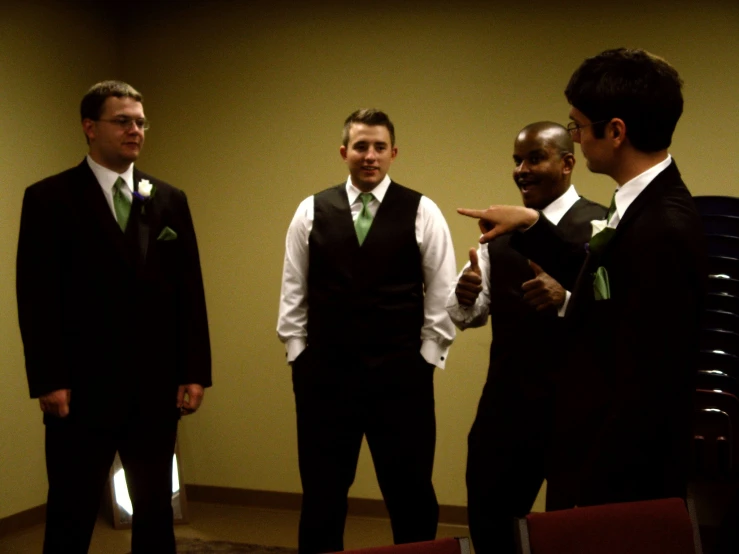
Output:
top-left (517, 180), bottom-right (537, 192)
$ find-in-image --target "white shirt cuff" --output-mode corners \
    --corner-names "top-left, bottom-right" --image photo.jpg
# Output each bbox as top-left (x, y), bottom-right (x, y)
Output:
top-left (421, 339), bottom-right (449, 370)
top-left (557, 291), bottom-right (571, 318)
top-left (285, 337), bottom-right (307, 364)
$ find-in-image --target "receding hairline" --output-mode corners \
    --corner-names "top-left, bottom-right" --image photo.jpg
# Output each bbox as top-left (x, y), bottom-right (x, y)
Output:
top-left (516, 121), bottom-right (573, 155)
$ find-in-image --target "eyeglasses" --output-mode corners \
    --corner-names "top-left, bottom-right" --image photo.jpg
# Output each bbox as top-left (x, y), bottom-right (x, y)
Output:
top-left (566, 119), bottom-right (607, 137)
top-left (97, 117), bottom-right (150, 131)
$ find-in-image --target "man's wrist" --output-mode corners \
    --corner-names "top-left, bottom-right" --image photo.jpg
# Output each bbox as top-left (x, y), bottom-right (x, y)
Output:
top-left (521, 209), bottom-right (540, 231)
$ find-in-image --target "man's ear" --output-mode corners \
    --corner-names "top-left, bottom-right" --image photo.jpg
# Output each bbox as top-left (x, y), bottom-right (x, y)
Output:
top-left (562, 152), bottom-right (575, 175)
top-left (609, 118), bottom-right (627, 147)
top-left (82, 119), bottom-right (96, 143)
top-left (339, 144), bottom-right (347, 161)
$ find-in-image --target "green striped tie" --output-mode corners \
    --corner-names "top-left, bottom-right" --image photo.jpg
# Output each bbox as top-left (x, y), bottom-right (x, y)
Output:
top-left (355, 193), bottom-right (374, 246)
top-left (113, 177), bottom-right (131, 232)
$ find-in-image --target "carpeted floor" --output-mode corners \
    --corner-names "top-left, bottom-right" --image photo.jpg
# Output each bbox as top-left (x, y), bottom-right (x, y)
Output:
top-left (152, 537), bottom-right (298, 553)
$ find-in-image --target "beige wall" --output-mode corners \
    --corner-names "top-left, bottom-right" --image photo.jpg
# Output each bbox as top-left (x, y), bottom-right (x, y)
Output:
top-left (0, 1), bottom-right (120, 519)
top-left (2, 0), bottom-right (738, 519)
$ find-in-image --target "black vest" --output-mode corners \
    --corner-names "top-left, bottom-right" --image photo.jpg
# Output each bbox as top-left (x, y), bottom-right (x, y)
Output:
top-left (307, 182), bottom-right (423, 350)
top-left (486, 197), bottom-right (606, 388)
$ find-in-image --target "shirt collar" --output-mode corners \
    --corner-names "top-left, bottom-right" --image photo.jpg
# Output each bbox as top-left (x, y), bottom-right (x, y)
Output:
top-left (612, 154), bottom-right (672, 221)
top-left (541, 184), bottom-right (580, 225)
top-left (346, 174), bottom-right (391, 205)
top-left (86, 154), bottom-right (134, 193)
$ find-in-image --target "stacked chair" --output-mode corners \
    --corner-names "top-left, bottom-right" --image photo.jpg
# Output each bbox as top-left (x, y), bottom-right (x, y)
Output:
top-left (692, 195), bottom-right (739, 551)
top-left (693, 196), bottom-right (739, 476)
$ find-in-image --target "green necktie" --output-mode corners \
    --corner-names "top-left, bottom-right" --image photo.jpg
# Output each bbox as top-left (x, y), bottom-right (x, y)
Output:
top-left (589, 191), bottom-right (617, 255)
top-left (605, 190), bottom-right (617, 222)
top-left (113, 177), bottom-right (131, 232)
top-left (354, 192), bottom-right (374, 246)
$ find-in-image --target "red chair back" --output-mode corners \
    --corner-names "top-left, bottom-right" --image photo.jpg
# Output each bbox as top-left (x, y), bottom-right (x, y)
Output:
top-left (519, 498), bottom-right (699, 554)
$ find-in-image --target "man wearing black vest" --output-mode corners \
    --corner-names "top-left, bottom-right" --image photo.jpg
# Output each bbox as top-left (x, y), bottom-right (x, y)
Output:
top-left (459, 49), bottom-right (706, 511)
top-left (277, 109), bottom-right (456, 554)
top-left (447, 122), bottom-right (605, 554)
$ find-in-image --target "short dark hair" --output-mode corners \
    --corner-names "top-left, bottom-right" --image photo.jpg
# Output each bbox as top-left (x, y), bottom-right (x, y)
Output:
top-left (80, 80), bottom-right (143, 121)
top-left (342, 109), bottom-right (395, 147)
top-left (520, 121), bottom-right (574, 157)
top-left (564, 48), bottom-right (683, 152)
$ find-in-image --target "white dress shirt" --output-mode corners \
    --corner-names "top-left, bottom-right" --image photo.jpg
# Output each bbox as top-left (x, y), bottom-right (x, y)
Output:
top-left (277, 175), bottom-right (457, 368)
top-left (86, 155), bottom-right (134, 222)
top-left (607, 154), bottom-right (673, 228)
top-left (446, 184), bottom-right (583, 329)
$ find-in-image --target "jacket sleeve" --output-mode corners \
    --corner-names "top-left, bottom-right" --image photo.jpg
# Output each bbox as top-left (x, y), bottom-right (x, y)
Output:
top-left (16, 185), bottom-right (71, 397)
top-left (172, 189), bottom-right (212, 387)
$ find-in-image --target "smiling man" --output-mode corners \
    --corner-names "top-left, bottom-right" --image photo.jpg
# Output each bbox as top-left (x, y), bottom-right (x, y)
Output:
top-left (16, 80), bottom-right (211, 554)
top-left (277, 109), bottom-right (456, 554)
top-left (457, 49), bottom-right (707, 511)
top-left (447, 122), bottom-right (605, 554)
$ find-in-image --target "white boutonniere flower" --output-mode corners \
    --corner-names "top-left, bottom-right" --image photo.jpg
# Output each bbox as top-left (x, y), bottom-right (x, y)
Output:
top-left (590, 219), bottom-right (608, 238)
top-left (133, 179), bottom-right (155, 201)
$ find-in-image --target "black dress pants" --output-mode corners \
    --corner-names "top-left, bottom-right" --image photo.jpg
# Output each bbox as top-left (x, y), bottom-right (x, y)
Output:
top-left (466, 377), bottom-right (563, 554)
top-left (292, 346), bottom-right (438, 554)
top-left (43, 413), bottom-right (178, 554)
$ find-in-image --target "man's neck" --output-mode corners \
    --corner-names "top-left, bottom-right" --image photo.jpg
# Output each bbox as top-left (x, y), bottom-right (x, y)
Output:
top-left (88, 151), bottom-right (132, 175)
top-left (611, 149), bottom-right (669, 186)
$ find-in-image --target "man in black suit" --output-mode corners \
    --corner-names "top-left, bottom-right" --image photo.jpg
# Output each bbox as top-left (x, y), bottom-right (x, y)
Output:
top-left (459, 49), bottom-right (706, 509)
top-left (277, 109), bottom-right (456, 554)
top-left (448, 122), bottom-right (605, 553)
top-left (16, 80), bottom-right (211, 554)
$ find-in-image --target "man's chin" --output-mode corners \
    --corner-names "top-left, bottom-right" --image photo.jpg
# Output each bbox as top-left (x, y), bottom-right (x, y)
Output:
top-left (354, 178), bottom-right (380, 191)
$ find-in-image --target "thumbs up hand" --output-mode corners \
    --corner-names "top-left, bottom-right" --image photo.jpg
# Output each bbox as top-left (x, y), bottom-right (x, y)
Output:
top-left (521, 260), bottom-right (566, 311)
top-left (455, 248), bottom-right (484, 307)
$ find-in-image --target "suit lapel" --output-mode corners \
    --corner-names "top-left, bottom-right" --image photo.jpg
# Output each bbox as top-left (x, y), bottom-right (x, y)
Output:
top-left (132, 168), bottom-right (153, 264)
top-left (616, 161), bottom-right (678, 231)
top-left (594, 162), bottom-right (679, 258)
top-left (567, 162), bottom-right (681, 318)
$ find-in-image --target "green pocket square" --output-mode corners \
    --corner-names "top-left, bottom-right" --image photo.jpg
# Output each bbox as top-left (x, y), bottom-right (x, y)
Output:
top-left (593, 266), bottom-right (611, 301)
top-left (157, 226), bottom-right (178, 241)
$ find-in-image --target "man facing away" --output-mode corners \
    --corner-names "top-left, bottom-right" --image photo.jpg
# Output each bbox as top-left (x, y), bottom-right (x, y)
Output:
top-left (459, 48), bottom-right (707, 509)
top-left (448, 122), bottom-right (605, 554)
top-left (16, 80), bottom-right (211, 554)
top-left (277, 109), bottom-right (456, 554)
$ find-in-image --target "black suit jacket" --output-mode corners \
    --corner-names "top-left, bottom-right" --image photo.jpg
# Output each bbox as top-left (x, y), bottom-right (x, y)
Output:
top-left (511, 160), bottom-right (707, 506)
top-left (17, 160), bottom-right (211, 428)
top-left (486, 197), bottom-right (606, 402)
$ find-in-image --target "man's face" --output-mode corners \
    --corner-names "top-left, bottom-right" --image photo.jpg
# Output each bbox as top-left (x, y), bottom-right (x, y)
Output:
top-left (512, 129), bottom-right (572, 210)
top-left (568, 107), bottom-right (611, 175)
top-left (340, 123), bottom-right (397, 192)
top-left (83, 96), bottom-right (145, 172)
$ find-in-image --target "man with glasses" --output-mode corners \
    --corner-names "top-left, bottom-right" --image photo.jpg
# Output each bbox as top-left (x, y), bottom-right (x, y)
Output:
top-left (448, 122), bottom-right (605, 553)
top-left (16, 80), bottom-right (211, 553)
top-left (458, 49), bottom-right (706, 509)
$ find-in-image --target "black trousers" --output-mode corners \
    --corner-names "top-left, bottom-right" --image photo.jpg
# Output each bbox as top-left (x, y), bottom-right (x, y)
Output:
top-left (466, 377), bottom-right (564, 554)
top-left (292, 346), bottom-right (438, 554)
top-left (43, 413), bottom-right (178, 554)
